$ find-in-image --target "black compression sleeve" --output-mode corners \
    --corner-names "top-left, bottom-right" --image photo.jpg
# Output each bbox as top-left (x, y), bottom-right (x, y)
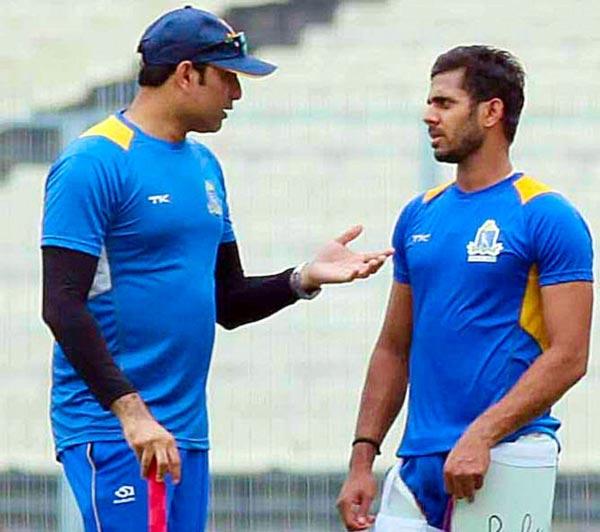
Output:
top-left (215, 241), bottom-right (300, 329)
top-left (42, 246), bottom-right (136, 409)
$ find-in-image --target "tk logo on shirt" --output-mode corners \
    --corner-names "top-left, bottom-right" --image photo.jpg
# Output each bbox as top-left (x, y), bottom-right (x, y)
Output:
top-left (148, 194), bottom-right (171, 205)
top-left (467, 219), bottom-right (504, 263)
top-left (411, 233), bottom-right (431, 243)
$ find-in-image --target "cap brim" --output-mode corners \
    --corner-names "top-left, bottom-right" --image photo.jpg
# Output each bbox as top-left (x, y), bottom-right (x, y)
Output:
top-left (209, 55), bottom-right (277, 77)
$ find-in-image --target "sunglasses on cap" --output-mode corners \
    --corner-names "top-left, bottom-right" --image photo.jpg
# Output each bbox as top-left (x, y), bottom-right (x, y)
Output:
top-left (197, 32), bottom-right (249, 60)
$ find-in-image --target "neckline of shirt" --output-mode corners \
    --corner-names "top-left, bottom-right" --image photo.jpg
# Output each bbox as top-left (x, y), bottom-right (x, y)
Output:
top-left (450, 171), bottom-right (522, 199)
top-left (116, 110), bottom-right (189, 151)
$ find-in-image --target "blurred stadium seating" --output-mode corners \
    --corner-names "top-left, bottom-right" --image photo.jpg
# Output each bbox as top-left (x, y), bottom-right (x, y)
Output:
top-left (1, 0), bottom-right (599, 529)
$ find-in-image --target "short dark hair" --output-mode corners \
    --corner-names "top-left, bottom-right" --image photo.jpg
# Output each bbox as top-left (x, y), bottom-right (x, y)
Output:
top-left (431, 45), bottom-right (525, 143)
top-left (138, 62), bottom-right (207, 87)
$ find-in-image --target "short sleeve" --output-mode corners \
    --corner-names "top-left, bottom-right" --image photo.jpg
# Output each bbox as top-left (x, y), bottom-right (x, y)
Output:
top-left (219, 183), bottom-right (236, 244)
top-left (211, 157), bottom-right (236, 244)
top-left (525, 193), bottom-right (594, 286)
top-left (392, 201), bottom-right (416, 285)
top-left (42, 154), bottom-right (120, 257)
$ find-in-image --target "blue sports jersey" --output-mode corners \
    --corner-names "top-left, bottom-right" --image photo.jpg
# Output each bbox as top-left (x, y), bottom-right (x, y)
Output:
top-left (392, 173), bottom-right (593, 457)
top-left (42, 112), bottom-right (235, 453)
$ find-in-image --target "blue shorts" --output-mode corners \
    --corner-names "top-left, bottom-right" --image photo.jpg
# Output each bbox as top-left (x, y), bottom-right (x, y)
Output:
top-left (60, 440), bottom-right (209, 532)
top-left (399, 453), bottom-right (450, 529)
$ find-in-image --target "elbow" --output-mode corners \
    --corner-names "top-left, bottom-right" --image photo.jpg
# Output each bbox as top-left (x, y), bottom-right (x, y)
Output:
top-left (42, 302), bottom-right (61, 331)
top-left (572, 343), bottom-right (589, 381)
top-left (217, 317), bottom-right (239, 330)
top-left (216, 306), bottom-right (240, 330)
top-left (216, 313), bottom-right (243, 330)
top-left (560, 347), bottom-right (589, 384)
top-left (216, 295), bottom-right (245, 330)
top-left (42, 296), bottom-right (83, 336)
top-left (571, 354), bottom-right (588, 382)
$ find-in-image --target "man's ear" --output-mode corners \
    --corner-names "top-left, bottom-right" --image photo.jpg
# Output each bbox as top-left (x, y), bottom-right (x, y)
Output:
top-left (172, 61), bottom-right (200, 90)
top-left (481, 97), bottom-right (504, 129)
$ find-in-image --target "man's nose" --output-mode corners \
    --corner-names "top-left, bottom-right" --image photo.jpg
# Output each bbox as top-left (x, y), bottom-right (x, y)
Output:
top-left (230, 76), bottom-right (242, 101)
top-left (422, 105), bottom-right (439, 126)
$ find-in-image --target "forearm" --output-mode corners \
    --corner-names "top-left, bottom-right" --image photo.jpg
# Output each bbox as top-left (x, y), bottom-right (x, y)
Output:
top-left (468, 345), bottom-right (587, 446)
top-left (111, 392), bottom-right (153, 423)
top-left (45, 306), bottom-right (137, 408)
top-left (216, 269), bottom-right (298, 329)
top-left (351, 346), bottom-right (409, 469)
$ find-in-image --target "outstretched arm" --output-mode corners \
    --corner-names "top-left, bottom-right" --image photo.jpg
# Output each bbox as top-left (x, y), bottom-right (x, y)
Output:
top-left (216, 225), bottom-right (393, 329)
top-left (337, 282), bottom-right (413, 531)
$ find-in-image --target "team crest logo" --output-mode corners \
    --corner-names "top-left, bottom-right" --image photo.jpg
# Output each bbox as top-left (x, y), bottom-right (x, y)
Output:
top-left (205, 180), bottom-right (223, 216)
top-left (466, 219), bottom-right (504, 263)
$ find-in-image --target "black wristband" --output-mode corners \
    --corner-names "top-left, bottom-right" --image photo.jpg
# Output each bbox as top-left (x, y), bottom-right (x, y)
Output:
top-left (352, 437), bottom-right (381, 455)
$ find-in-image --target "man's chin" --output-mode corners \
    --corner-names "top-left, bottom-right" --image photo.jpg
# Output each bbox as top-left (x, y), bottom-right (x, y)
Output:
top-left (433, 150), bottom-right (461, 163)
top-left (191, 121), bottom-right (223, 134)
top-left (210, 118), bottom-right (225, 132)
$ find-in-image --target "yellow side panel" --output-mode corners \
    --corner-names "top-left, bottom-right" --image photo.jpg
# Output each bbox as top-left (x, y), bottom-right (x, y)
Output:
top-left (80, 115), bottom-right (134, 151)
top-left (422, 181), bottom-right (453, 203)
top-left (519, 265), bottom-right (550, 351)
top-left (513, 175), bottom-right (553, 205)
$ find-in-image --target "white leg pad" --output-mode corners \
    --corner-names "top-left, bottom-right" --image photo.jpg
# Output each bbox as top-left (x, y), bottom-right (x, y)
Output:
top-left (451, 434), bottom-right (558, 532)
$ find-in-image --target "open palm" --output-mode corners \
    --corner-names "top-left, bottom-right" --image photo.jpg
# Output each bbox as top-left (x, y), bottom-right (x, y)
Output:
top-left (303, 225), bottom-right (394, 288)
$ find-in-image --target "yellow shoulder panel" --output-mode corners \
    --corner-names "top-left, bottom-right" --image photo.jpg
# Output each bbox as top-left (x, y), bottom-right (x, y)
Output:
top-left (422, 181), bottom-right (453, 203)
top-left (513, 175), bottom-right (553, 205)
top-left (80, 116), bottom-right (134, 151)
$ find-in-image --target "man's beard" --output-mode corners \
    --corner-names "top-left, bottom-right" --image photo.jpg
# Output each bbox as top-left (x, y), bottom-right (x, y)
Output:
top-left (434, 117), bottom-right (484, 164)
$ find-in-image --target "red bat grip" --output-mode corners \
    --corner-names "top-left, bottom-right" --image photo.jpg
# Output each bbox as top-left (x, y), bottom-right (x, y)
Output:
top-left (148, 461), bottom-right (167, 532)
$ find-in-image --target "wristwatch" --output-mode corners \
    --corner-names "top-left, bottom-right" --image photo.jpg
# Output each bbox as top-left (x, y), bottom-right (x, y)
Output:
top-left (289, 262), bottom-right (322, 300)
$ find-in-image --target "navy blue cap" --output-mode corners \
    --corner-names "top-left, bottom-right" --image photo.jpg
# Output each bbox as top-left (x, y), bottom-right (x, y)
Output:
top-left (138, 6), bottom-right (277, 77)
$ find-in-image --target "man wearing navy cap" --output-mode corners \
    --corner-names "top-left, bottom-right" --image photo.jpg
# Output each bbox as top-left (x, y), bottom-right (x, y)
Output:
top-left (41, 6), bottom-right (392, 531)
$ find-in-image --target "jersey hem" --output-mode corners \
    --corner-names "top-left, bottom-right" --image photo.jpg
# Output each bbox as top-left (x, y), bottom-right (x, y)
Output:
top-left (396, 426), bottom-right (559, 458)
top-left (55, 432), bottom-right (210, 458)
